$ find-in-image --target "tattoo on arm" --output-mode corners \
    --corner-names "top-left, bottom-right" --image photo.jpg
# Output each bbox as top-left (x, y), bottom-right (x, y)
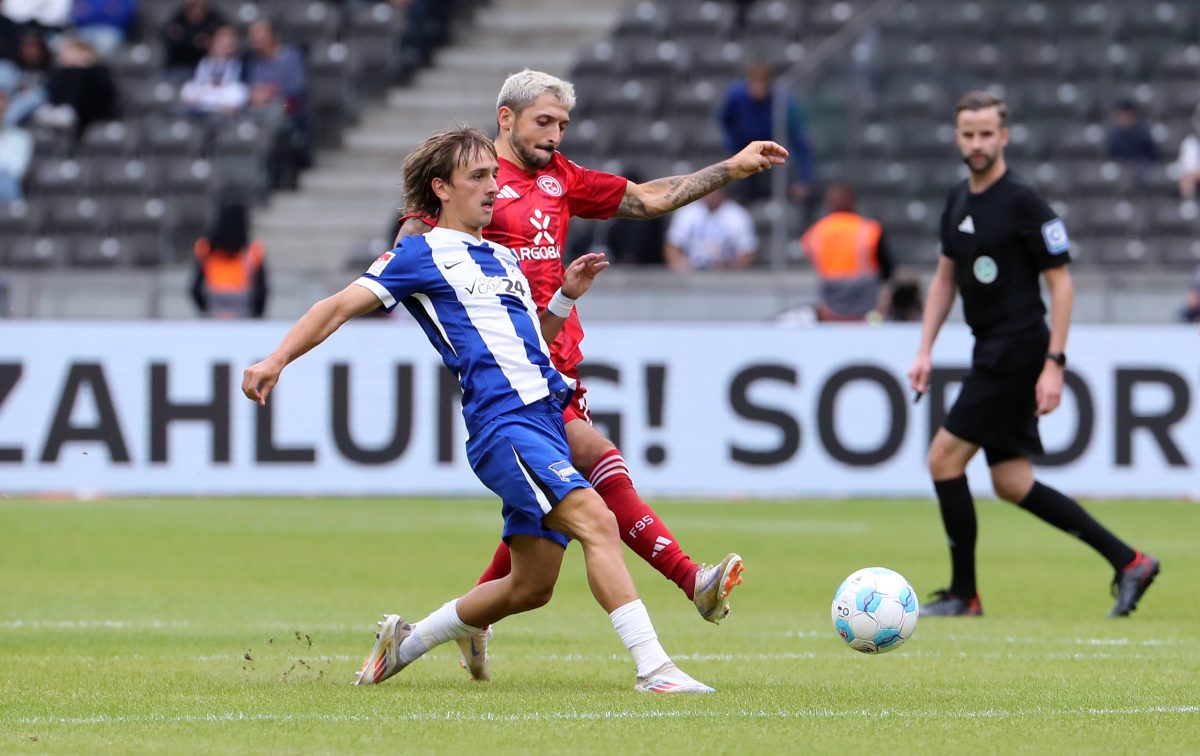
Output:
top-left (615, 162), bottom-right (733, 219)
top-left (394, 216), bottom-right (434, 245)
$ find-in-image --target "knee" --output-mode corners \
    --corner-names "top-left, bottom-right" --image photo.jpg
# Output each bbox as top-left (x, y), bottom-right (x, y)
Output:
top-left (571, 497), bottom-right (620, 545)
top-left (992, 477), bottom-right (1030, 504)
top-left (927, 445), bottom-right (963, 480)
top-left (510, 582), bottom-right (554, 612)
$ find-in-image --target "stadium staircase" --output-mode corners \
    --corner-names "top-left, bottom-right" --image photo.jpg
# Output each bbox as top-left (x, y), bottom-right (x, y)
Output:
top-left (255, 0), bottom-right (629, 274)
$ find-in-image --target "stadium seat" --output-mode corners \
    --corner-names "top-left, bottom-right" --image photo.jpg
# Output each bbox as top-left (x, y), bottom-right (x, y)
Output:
top-left (742, 0), bottom-right (805, 39)
top-left (5, 235), bottom-right (70, 268)
top-left (29, 159), bottom-right (94, 198)
top-left (1156, 235), bottom-right (1200, 266)
top-left (94, 157), bottom-right (163, 197)
top-left (143, 116), bottom-right (207, 157)
top-left (0, 199), bottom-right (45, 237)
top-left (71, 236), bottom-right (135, 268)
top-left (47, 196), bottom-right (112, 236)
top-left (79, 120), bottom-right (142, 158)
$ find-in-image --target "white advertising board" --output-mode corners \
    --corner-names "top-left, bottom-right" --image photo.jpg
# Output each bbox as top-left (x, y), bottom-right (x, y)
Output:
top-left (0, 322), bottom-right (1195, 497)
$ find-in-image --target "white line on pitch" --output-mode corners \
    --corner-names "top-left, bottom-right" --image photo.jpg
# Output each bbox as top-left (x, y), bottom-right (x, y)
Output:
top-left (10, 705), bottom-right (1199, 727)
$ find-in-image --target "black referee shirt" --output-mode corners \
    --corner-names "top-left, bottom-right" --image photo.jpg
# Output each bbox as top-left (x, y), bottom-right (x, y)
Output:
top-left (939, 170), bottom-right (1071, 339)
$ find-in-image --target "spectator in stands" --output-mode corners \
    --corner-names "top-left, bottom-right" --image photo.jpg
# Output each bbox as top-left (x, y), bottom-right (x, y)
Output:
top-left (800, 181), bottom-right (893, 321)
top-left (245, 18), bottom-right (310, 187)
top-left (190, 202), bottom-right (268, 318)
top-left (883, 271), bottom-right (923, 322)
top-left (663, 188), bottom-right (757, 271)
top-left (1183, 265), bottom-right (1200, 323)
top-left (1, 0), bottom-right (71, 32)
top-left (718, 62), bottom-right (814, 204)
top-left (179, 25), bottom-right (247, 117)
top-left (161, 0), bottom-right (226, 78)
top-left (1105, 98), bottom-right (1158, 165)
top-left (71, 0), bottom-right (138, 57)
top-left (1171, 106), bottom-right (1200, 200)
top-left (33, 37), bottom-right (118, 140)
top-left (0, 89), bottom-right (32, 201)
top-left (0, 30), bottom-right (50, 126)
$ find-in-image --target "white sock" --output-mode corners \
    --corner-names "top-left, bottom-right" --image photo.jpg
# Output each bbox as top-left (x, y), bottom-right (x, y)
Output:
top-left (609, 599), bottom-right (671, 678)
top-left (397, 599), bottom-right (479, 665)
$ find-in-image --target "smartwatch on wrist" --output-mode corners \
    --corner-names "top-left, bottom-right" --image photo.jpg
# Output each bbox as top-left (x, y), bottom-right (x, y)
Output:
top-left (1046, 351), bottom-right (1067, 368)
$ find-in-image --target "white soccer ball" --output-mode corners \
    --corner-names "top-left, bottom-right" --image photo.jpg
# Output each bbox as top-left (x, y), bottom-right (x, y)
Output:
top-left (831, 567), bottom-right (919, 654)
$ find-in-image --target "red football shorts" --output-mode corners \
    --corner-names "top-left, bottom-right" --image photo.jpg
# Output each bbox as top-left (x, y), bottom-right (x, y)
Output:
top-left (561, 383), bottom-right (591, 425)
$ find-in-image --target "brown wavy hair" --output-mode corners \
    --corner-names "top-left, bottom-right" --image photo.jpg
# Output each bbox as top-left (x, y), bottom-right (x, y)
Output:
top-left (401, 126), bottom-right (497, 218)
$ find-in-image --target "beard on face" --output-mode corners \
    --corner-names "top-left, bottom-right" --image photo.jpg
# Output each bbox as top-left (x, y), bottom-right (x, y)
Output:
top-left (962, 150), bottom-right (997, 175)
top-left (510, 131), bottom-right (554, 169)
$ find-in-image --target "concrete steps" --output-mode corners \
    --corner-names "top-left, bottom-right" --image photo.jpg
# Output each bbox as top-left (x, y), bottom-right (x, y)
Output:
top-left (255, 0), bottom-right (624, 280)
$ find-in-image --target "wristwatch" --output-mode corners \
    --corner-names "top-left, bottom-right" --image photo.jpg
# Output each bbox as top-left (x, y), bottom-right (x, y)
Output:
top-left (1046, 351), bottom-right (1067, 368)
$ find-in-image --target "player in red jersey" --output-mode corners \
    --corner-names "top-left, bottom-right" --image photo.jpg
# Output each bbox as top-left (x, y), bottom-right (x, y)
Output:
top-left (398, 70), bottom-right (788, 680)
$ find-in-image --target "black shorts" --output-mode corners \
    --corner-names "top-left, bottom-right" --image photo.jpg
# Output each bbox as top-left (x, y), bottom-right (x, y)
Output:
top-left (944, 331), bottom-right (1048, 466)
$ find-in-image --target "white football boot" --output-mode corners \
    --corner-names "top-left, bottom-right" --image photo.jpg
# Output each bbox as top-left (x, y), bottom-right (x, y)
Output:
top-left (353, 614), bottom-right (412, 686)
top-left (693, 553), bottom-right (745, 624)
top-left (634, 662), bottom-right (716, 693)
top-left (454, 625), bottom-right (493, 681)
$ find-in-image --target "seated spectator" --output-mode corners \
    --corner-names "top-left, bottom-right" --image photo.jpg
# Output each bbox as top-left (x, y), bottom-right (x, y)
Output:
top-left (663, 188), bottom-right (757, 271)
top-left (190, 203), bottom-right (268, 318)
top-left (719, 62), bottom-right (814, 204)
top-left (882, 270), bottom-right (922, 322)
top-left (32, 36), bottom-right (118, 140)
top-left (71, 0), bottom-right (138, 58)
top-left (0, 30), bottom-right (51, 126)
top-left (1, 0), bottom-right (72, 31)
top-left (0, 89), bottom-right (32, 200)
top-left (1171, 107), bottom-right (1200, 200)
top-left (1105, 98), bottom-right (1158, 164)
top-left (161, 0), bottom-right (226, 78)
top-left (1183, 265), bottom-right (1200, 323)
top-left (180, 25), bottom-right (247, 117)
top-left (800, 181), bottom-right (893, 321)
top-left (245, 18), bottom-right (310, 186)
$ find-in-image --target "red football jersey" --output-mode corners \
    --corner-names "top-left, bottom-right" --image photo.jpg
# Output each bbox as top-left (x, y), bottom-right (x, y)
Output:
top-left (483, 152), bottom-right (627, 378)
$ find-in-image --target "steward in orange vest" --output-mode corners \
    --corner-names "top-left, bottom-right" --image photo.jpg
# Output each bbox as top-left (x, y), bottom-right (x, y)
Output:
top-left (800, 182), bottom-right (893, 320)
top-left (190, 203), bottom-right (267, 318)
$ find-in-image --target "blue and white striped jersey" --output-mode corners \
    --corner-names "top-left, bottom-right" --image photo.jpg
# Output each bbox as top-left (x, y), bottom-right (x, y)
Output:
top-left (354, 226), bottom-right (574, 436)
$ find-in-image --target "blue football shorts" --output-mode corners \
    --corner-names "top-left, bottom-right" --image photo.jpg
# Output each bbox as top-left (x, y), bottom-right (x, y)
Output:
top-left (466, 398), bottom-right (590, 548)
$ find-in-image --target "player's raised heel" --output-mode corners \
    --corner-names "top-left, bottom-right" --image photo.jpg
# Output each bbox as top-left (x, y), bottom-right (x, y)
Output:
top-left (634, 662), bottom-right (716, 694)
top-left (1109, 551), bottom-right (1160, 617)
top-left (353, 614), bottom-right (413, 686)
top-left (693, 553), bottom-right (745, 624)
top-left (455, 625), bottom-right (493, 681)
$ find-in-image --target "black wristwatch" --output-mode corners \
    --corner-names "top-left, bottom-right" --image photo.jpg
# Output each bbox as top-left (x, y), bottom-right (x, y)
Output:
top-left (1046, 351), bottom-right (1067, 368)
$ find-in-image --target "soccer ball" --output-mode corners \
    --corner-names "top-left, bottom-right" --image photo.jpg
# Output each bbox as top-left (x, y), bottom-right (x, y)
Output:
top-left (831, 567), bottom-right (919, 654)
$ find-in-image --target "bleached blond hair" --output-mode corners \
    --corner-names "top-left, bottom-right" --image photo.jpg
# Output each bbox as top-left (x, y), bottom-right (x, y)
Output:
top-left (496, 69), bottom-right (576, 114)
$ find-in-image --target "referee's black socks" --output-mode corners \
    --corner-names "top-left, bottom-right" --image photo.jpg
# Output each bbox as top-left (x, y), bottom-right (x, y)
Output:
top-left (934, 475), bottom-right (978, 598)
top-left (1017, 481), bottom-right (1137, 570)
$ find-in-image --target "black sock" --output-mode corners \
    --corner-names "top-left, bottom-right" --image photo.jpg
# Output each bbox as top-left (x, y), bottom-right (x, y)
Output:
top-left (1016, 482), bottom-right (1137, 570)
top-left (934, 475), bottom-right (978, 598)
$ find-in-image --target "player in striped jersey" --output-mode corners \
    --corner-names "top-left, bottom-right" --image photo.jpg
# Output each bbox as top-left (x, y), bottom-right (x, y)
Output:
top-left (397, 71), bottom-right (784, 678)
top-left (241, 127), bottom-right (714, 693)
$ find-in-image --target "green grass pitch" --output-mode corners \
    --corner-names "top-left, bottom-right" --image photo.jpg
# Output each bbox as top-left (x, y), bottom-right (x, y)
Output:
top-left (1, 496), bottom-right (1197, 754)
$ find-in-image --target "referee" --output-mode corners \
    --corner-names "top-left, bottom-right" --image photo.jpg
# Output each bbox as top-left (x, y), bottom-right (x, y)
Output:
top-left (908, 91), bottom-right (1159, 618)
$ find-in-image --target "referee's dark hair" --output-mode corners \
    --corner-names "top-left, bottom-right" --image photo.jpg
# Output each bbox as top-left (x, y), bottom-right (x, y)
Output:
top-left (955, 90), bottom-right (1008, 126)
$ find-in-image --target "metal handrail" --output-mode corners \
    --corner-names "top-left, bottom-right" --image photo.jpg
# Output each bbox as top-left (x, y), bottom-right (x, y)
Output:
top-left (769, 0), bottom-right (902, 269)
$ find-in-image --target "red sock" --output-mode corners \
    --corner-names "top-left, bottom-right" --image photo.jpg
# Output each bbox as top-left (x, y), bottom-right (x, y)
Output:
top-left (588, 449), bottom-right (699, 599)
top-left (475, 541), bottom-right (512, 585)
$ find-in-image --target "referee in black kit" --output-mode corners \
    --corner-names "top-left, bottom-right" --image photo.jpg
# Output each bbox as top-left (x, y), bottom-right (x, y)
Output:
top-left (908, 91), bottom-right (1159, 618)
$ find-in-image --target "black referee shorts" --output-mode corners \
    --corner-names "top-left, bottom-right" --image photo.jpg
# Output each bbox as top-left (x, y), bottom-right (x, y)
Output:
top-left (943, 331), bottom-right (1049, 466)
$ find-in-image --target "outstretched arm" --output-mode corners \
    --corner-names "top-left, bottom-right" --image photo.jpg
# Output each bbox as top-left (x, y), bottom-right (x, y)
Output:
top-left (241, 284), bottom-right (381, 405)
top-left (538, 252), bottom-right (609, 342)
top-left (614, 140), bottom-right (789, 220)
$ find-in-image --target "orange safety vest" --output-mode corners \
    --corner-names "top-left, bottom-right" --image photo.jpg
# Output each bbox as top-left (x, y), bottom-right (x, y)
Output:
top-left (195, 239), bottom-right (264, 318)
top-left (801, 212), bottom-right (882, 280)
